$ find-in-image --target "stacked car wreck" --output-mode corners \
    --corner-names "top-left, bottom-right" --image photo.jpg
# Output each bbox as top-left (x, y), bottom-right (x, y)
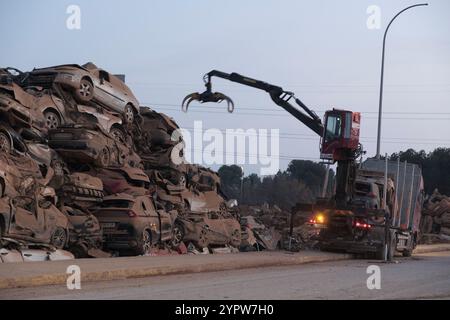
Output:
top-left (0, 63), bottom-right (241, 262)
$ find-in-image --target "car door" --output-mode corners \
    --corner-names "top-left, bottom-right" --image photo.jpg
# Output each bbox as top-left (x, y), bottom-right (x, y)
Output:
top-left (96, 70), bottom-right (126, 112)
top-left (108, 75), bottom-right (128, 110)
top-left (11, 196), bottom-right (39, 238)
top-left (90, 69), bottom-right (121, 112)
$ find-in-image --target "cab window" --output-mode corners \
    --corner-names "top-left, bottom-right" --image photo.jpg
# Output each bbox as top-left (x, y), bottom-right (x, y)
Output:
top-left (325, 114), bottom-right (342, 142)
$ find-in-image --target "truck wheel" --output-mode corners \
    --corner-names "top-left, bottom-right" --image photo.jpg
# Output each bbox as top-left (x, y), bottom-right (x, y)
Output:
top-left (402, 237), bottom-right (415, 257)
top-left (377, 234), bottom-right (396, 260)
top-left (402, 249), bottom-right (413, 257)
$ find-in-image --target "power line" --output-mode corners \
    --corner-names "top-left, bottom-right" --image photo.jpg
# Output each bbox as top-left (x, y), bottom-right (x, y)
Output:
top-left (179, 126), bottom-right (450, 143)
top-left (144, 102), bottom-right (450, 120)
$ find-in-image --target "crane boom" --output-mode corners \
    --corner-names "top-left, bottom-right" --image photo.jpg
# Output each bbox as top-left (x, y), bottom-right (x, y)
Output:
top-left (202, 70), bottom-right (324, 137)
top-left (182, 70), bottom-right (363, 207)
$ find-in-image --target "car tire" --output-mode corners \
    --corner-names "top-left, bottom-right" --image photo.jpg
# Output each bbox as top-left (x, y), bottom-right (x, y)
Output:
top-left (75, 78), bottom-right (95, 103)
top-left (230, 229), bottom-right (241, 248)
top-left (137, 230), bottom-right (152, 255)
top-left (196, 227), bottom-right (209, 248)
top-left (50, 227), bottom-right (67, 249)
top-left (69, 243), bottom-right (89, 259)
top-left (171, 221), bottom-right (185, 248)
top-left (0, 131), bottom-right (11, 153)
top-left (44, 110), bottom-right (61, 130)
top-left (97, 147), bottom-right (111, 167)
top-left (124, 104), bottom-right (134, 124)
top-left (110, 126), bottom-right (126, 144)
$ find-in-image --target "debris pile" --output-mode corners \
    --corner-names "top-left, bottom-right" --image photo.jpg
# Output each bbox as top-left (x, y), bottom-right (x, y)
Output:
top-left (238, 204), bottom-right (318, 252)
top-left (0, 63), bottom-right (241, 262)
top-left (420, 190), bottom-right (450, 243)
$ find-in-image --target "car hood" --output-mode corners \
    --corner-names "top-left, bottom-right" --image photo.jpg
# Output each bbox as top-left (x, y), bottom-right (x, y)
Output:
top-left (31, 64), bottom-right (90, 74)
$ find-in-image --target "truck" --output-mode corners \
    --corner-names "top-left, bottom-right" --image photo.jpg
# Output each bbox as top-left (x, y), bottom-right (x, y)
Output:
top-left (311, 158), bottom-right (424, 259)
top-left (181, 70), bottom-right (422, 259)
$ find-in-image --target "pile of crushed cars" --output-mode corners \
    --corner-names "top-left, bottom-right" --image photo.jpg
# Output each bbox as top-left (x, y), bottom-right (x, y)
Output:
top-left (0, 62), bottom-right (243, 262)
top-left (420, 190), bottom-right (450, 244)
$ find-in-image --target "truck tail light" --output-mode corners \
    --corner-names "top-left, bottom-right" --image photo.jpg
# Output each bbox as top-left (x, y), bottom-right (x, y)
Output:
top-left (354, 219), bottom-right (372, 229)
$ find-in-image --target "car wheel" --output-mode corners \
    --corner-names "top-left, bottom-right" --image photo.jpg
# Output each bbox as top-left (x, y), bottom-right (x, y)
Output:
top-left (50, 227), bottom-right (67, 249)
top-left (196, 227), bottom-right (209, 248)
top-left (230, 229), bottom-right (241, 247)
top-left (137, 230), bottom-right (152, 255)
top-left (97, 147), bottom-right (111, 167)
top-left (0, 132), bottom-right (11, 153)
top-left (76, 78), bottom-right (94, 103)
top-left (124, 104), bottom-right (134, 124)
top-left (110, 126), bottom-right (126, 143)
top-left (178, 174), bottom-right (187, 188)
top-left (44, 110), bottom-right (61, 130)
top-left (171, 222), bottom-right (185, 248)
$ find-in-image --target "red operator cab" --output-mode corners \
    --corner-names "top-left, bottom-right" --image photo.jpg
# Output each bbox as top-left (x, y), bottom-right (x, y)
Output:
top-left (320, 109), bottom-right (361, 162)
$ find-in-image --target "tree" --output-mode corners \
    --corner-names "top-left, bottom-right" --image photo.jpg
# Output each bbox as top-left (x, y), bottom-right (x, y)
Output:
top-left (286, 160), bottom-right (332, 196)
top-left (390, 148), bottom-right (450, 196)
top-left (218, 165), bottom-right (243, 200)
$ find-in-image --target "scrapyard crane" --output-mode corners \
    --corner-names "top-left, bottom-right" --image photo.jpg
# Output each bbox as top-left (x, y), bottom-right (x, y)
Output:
top-left (182, 70), bottom-right (364, 208)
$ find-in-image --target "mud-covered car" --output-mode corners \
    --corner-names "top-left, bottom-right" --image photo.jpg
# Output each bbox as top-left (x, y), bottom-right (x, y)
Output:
top-left (88, 166), bottom-right (150, 196)
top-left (0, 188), bottom-right (69, 249)
top-left (136, 107), bottom-right (182, 150)
top-left (53, 172), bottom-right (104, 209)
top-left (0, 121), bottom-right (28, 154)
top-left (0, 68), bottom-right (65, 131)
top-left (135, 107), bottom-right (187, 186)
top-left (0, 153), bottom-right (44, 198)
top-left (61, 206), bottom-right (103, 258)
top-left (22, 63), bottom-right (140, 124)
top-left (48, 125), bottom-right (141, 168)
top-left (176, 213), bottom-right (241, 248)
top-left (92, 193), bottom-right (179, 255)
top-left (2, 67), bottom-right (132, 135)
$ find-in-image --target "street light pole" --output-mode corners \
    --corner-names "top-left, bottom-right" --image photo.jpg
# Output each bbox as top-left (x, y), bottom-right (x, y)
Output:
top-left (376, 3), bottom-right (428, 159)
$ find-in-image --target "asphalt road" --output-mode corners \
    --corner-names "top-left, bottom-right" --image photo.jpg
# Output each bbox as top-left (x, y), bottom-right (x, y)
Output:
top-left (1, 251), bottom-right (450, 300)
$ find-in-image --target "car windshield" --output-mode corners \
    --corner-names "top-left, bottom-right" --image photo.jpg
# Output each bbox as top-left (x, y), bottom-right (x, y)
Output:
top-left (101, 200), bottom-right (134, 208)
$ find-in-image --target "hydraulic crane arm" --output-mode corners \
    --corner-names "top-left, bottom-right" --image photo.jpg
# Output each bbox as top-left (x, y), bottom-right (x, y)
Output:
top-left (182, 70), bottom-right (324, 137)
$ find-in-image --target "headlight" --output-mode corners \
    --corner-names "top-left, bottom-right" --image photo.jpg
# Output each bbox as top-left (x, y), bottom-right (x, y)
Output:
top-left (309, 213), bottom-right (326, 225)
top-left (57, 73), bottom-right (74, 81)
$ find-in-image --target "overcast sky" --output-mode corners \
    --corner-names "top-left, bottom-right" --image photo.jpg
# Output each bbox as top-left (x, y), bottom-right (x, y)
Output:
top-left (1, 0), bottom-right (449, 175)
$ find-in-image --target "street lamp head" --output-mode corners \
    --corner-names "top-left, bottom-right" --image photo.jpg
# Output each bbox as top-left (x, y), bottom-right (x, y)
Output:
top-left (375, 3), bottom-right (429, 159)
